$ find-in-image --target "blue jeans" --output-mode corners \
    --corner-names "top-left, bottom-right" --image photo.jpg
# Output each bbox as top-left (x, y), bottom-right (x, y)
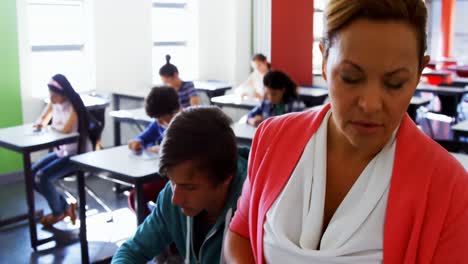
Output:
top-left (32, 153), bottom-right (77, 216)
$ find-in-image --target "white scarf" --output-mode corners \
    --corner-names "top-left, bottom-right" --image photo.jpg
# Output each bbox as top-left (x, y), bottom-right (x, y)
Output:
top-left (263, 110), bottom-right (397, 263)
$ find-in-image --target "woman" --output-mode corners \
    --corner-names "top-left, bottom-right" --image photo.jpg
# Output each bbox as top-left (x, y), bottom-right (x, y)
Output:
top-left (224, 0), bottom-right (467, 263)
top-left (236, 53), bottom-right (270, 99)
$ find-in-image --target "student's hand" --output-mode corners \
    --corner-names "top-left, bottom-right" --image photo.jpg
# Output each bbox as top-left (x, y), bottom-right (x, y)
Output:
top-left (254, 92), bottom-right (263, 99)
top-left (33, 123), bottom-right (43, 132)
top-left (146, 145), bottom-right (160, 153)
top-left (248, 116), bottom-right (263, 127)
top-left (128, 140), bottom-right (143, 152)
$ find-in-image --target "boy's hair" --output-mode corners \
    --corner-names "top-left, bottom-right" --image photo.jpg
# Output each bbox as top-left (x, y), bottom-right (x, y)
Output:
top-left (159, 106), bottom-right (237, 185)
top-left (159, 55), bottom-right (179, 77)
top-left (263, 70), bottom-right (298, 101)
top-left (145, 86), bottom-right (180, 118)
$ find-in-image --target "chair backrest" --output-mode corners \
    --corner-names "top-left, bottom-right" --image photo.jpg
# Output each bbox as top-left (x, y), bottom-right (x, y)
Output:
top-left (87, 109), bottom-right (105, 150)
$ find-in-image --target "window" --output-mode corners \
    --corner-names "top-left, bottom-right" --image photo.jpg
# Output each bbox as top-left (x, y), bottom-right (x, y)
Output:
top-left (152, 0), bottom-right (197, 83)
top-left (427, 0), bottom-right (468, 64)
top-left (453, 0), bottom-right (468, 64)
top-left (27, 0), bottom-right (93, 98)
top-left (313, 0), bottom-right (327, 75)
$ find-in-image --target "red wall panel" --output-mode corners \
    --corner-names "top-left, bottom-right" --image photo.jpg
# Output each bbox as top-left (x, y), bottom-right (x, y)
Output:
top-left (271, 0), bottom-right (314, 85)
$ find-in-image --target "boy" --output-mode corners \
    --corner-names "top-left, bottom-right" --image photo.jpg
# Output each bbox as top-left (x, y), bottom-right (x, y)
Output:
top-left (113, 107), bottom-right (249, 264)
top-left (127, 86), bottom-right (180, 216)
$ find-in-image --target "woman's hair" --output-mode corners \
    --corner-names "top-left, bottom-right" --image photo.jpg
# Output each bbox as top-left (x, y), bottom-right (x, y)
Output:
top-left (321, 0), bottom-right (428, 66)
top-left (159, 106), bottom-right (237, 185)
top-left (159, 55), bottom-right (179, 77)
top-left (145, 86), bottom-right (180, 118)
top-left (252, 53), bottom-right (271, 70)
top-left (48, 74), bottom-right (89, 154)
top-left (263, 71), bottom-right (298, 102)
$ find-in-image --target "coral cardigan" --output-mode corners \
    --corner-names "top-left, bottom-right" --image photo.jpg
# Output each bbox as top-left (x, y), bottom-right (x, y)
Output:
top-left (230, 104), bottom-right (468, 264)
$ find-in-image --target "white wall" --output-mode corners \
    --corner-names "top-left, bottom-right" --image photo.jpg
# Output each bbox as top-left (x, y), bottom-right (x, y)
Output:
top-left (16, 0), bottom-right (42, 123)
top-left (93, 0), bottom-right (153, 93)
top-left (197, 0), bottom-right (252, 86)
top-left (16, 0), bottom-right (253, 146)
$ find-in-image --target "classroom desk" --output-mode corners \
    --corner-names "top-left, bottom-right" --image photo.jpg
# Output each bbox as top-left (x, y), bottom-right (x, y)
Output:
top-left (193, 80), bottom-right (232, 98)
top-left (452, 153), bottom-right (468, 170)
top-left (211, 94), bottom-right (261, 110)
top-left (44, 93), bottom-right (110, 111)
top-left (448, 77), bottom-right (468, 88)
top-left (416, 83), bottom-right (468, 96)
top-left (231, 120), bottom-right (257, 145)
top-left (451, 120), bottom-right (468, 141)
top-left (211, 88), bottom-right (328, 110)
top-left (70, 145), bottom-right (163, 263)
top-left (298, 86), bottom-right (329, 107)
top-left (416, 84), bottom-right (468, 118)
top-left (109, 108), bottom-right (153, 134)
top-left (0, 124), bottom-right (79, 250)
top-left (407, 97), bottom-right (431, 121)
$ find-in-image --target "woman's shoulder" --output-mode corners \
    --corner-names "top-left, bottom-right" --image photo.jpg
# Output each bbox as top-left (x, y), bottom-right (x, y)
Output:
top-left (395, 117), bottom-right (467, 192)
top-left (256, 106), bottom-right (329, 146)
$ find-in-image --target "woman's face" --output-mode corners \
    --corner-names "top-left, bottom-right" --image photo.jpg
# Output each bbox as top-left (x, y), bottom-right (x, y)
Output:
top-left (321, 19), bottom-right (429, 151)
top-left (49, 90), bottom-right (66, 104)
top-left (252, 60), bottom-right (269, 74)
top-left (160, 74), bottom-right (179, 88)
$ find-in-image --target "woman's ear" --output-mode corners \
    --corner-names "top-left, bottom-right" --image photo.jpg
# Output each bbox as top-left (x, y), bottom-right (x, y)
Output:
top-left (319, 42), bottom-right (328, 81)
top-left (420, 55), bottom-right (431, 73)
top-left (417, 55), bottom-right (431, 81)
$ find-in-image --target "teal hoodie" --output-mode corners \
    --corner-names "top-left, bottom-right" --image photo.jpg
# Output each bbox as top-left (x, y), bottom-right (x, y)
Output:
top-left (112, 147), bottom-right (249, 264)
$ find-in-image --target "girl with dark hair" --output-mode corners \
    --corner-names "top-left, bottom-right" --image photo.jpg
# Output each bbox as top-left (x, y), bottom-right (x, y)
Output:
top-left (32, 74), bottom-right (91, 227)
top-left (236, 53), bottom-right (271, 99)
top-left (159, 55), bottom-right (199, 108)
top-left (247, 70), bottom-right (305, 126)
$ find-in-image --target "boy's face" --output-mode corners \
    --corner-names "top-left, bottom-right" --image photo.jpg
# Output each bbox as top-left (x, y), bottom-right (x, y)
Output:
top-left (160, 74), bottom-right (179, 89)
top-left (156, 111), bottom-right (178, 128)
top-left (166, 160), bottom-right (232, 218)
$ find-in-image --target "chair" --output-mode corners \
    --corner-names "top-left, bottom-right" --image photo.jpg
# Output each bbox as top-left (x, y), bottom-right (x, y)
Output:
top-left (57, 107), bottom-right (115, 222)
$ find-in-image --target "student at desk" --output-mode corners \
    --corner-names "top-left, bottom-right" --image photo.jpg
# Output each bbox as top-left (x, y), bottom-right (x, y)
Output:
top-left (236, 53), bottom-right (271, 99)
top-left (159, 55), bottom-right (199, 107)
top-left (247, 70), bottom-right (305, 127)
top-left (32, 74), bottom-right (92, 227)
top-left (127, 86), bottom-right (180, 216)
top-left (113, 107), bottom-right (249, 264)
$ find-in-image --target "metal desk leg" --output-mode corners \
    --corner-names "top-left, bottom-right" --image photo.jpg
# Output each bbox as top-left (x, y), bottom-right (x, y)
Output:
top-left (113, 94), bottom-right (122, 146)
top-left (134, 182), bottom-right (146, 225)
top-left (77, 171), bottom-right (90, 264)
top-left (23, 152), bottom-right (38, 250)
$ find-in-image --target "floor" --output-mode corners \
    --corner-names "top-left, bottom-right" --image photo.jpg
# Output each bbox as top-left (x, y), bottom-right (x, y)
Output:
top-left (0, 175), bottom-right (137, 264)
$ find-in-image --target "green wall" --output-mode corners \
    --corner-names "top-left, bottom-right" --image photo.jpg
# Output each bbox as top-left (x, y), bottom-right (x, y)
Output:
top-left (0, 0), bottom-right (23, 174)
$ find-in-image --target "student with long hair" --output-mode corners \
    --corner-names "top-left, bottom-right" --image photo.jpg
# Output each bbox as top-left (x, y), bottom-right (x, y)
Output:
top-left (32, 74), bottom-right (91, 227)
